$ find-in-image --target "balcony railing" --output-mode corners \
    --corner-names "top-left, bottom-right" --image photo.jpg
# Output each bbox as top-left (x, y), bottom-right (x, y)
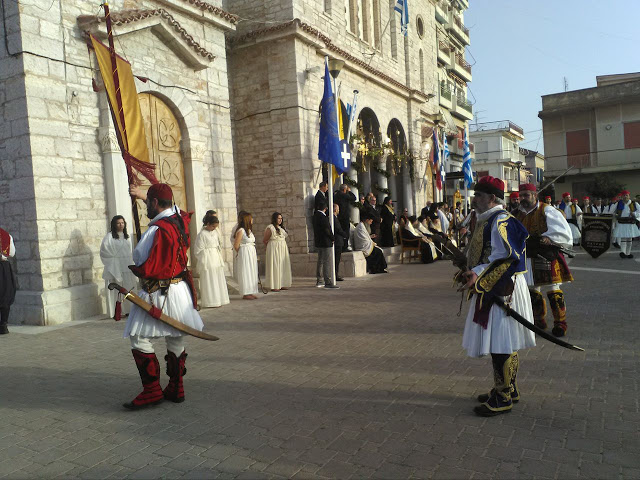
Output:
top-left (456, 94), bottom-right (472, 113)
top-left (440, 83), bottom-right (452, 101)
top-left (567, 154), bottom-right (593, 168)
top-left (470, 120), bottom-right (524, 136)
top-left (455, 54), bottom-right (471, 74)
top-left (439, 41), bottom-right (451, 53)
top-left (452, 15), bottom-right (469, 37)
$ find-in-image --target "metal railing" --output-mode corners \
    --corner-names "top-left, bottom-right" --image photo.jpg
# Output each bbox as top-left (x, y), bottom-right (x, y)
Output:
top-left (440, 83), bottom-right (452, 101)
top-left (438, 41), bottom-right (451, 53)
top-left (470, 120), bottom-right (524, 135)
top-left (455, 54), bottom-right (471, 74)
top-left (567, 154), bottom-right (593, 168)
top-left (456, 94), bottom-right (472, 113)
top-left (452, 15), bottom-right (469, 36)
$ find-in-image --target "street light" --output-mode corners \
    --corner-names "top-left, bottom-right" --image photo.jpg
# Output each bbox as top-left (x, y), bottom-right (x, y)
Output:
top-left (328, 58), bottom-right (345, 79)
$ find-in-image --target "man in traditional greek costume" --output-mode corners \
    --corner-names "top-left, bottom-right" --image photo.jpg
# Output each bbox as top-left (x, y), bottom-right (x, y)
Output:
top-left (515, 184), bottom-right (573, 337)
top-left (124, 183), bottom-right (204, 410)
top-left (0, 227), bottom-right (16, 335)
top-left (613, 190), bottom-right (640, 259)
top-left (559, 193), bottom-right (582, 246)
top-left (459, 176), bottom-right (535, 417)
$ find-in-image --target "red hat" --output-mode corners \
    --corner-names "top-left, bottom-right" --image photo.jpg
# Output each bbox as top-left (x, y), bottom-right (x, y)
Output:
top-left (620, 190), bottom-right (630, 195)
top-left (545, 195), bottom-right (552, 201)
top-left (519, 183), bottom-right (536, 192)
top-left (510, 192), bottom-right (520, 198)
top-left (562, 192), bottom-right (571, 198)
top-left (147, 183), bottom-right (173, 201)
top-left (474, 176), bottom-right (505, 199)
top-left (583, 196), bottom-right (590, 200)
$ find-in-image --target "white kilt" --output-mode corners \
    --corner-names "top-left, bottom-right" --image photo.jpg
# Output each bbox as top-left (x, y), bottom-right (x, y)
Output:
top-left (613, 222), bottom-right (640, 239)
top-left (569, 223), bottom-right (581, 241)
top-left (462, 274), bottom-right (536, 358)
top-left (124, 281), bottom-right (204, 338)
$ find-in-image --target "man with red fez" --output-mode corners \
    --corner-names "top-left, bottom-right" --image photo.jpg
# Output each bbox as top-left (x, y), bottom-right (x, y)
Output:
top-left (558, 193), bottom-right (582, 246)
top-left (515, 184), bottom-right (574, 337)
top-left (508, 191), bottom-right (520, 213)
top-left (123, 183), bottom-right (204, 410)
top-left (582, 196), bottom-right (594, 214)
top-left (459, 176), bottom-right (535, 417)
top-left (0, 226), bottom-right (16, 335)
top-left (613, 190), bottom-right (640, 259)
top-left (545, 195), bottom-right (552, 205)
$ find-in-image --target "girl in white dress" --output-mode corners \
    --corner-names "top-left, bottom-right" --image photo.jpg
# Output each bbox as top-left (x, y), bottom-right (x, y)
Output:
top-left (100, 216), bottom-right (137, 318)
top-left (194, 214), bottom-right (230, 308)
top-left (263, 212), bottom-right (292, 291)
top-left (233, 212), bottom-right (259, 300)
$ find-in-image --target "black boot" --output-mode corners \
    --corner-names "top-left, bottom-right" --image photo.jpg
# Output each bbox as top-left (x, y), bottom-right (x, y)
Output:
top-left (0, 307), bottom-right (9, 335)
top-left (474, 354), bottom-right (513, 417)
top-left (477, 352), bottom-right (519, 403)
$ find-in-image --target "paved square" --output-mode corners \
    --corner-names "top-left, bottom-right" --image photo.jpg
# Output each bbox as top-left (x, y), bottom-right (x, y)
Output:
top-left (1, 247), bottom-right (638, 479)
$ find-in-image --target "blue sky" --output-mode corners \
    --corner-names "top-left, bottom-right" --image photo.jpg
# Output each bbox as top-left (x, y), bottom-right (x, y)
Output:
top-left (464, 0), bottom-right (640, 153)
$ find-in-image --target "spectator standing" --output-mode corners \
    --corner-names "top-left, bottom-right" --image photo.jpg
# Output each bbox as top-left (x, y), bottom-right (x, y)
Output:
top-left (333, 184), bottom-right (356, 251)
top-left (233, 212), bottom-right (259, 300)
top-left (314, 182), bottom-right (329, 211)
top-left (0, 226), bottom-right (16, 335)
top-left (263, 212), bottom-right (292, 291)
top-left (333, 204), bottom-right (349, 281)
top-left (313, 200), bottom-right (338, 289)
top-left (193, 214), bottom-right (229, 308)
top-left (100, 215), bottom-right (137, 318)
top-left (379, 196), bottom-right (396, 247)
top-left (363, 193), bottom-right (381, 239)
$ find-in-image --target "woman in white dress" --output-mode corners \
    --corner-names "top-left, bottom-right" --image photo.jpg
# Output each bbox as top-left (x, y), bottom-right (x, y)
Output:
top-left (263, 212), bottom-right (292, 292)
top-left (194, 214), bottom-right (230, 308)
top-left (233, 212), bottom-right (259, 300)
top-left (100, 215), bottom-right (137, 318)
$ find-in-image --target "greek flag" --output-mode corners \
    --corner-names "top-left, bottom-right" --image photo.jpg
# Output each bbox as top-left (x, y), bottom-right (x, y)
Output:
top-left (442, 134), bottom-right (449, 183)
top-left (462, 130), bottom-right (474, 188)
top-left (394, 0), bottom-right (409, 36)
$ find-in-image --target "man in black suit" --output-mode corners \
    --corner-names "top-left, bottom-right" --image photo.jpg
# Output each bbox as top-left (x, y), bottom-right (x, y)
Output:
top-left (315, 182), bottom-right (329, 211)
top-left (313, 200), bottom-right (338, 289)
top-left (333, 204), bottom-right (349, 281)
top-left (333, 184), bottom-right (356, 251)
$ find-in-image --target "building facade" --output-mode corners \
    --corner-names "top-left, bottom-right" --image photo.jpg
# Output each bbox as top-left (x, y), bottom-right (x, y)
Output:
top-left (0, 0), bottom-right (473, 325)
top-left (539, 73), bottom-right (640, 201)
top-left (470, 120), bottom-right (530, 194)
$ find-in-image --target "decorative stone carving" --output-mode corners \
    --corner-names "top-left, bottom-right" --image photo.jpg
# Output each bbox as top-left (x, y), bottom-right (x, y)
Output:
top-left (100, 132), bottom-right (120, 153)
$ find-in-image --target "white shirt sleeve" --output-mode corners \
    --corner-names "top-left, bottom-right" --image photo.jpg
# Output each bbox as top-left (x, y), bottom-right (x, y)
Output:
top-left (132, 226), bottom-right (159, 266)
top-left (543, 206), bottom-right (573, 247)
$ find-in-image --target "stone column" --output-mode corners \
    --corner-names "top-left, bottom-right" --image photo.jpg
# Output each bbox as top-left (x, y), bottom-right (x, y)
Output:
top-left (100, 130), bottom-right (134, 232)
top-left (403, 162), bottom-right (413, 215)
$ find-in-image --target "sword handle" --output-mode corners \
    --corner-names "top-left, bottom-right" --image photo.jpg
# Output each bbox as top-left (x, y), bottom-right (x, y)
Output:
top-left (108, 282), bottom-right (128, 294)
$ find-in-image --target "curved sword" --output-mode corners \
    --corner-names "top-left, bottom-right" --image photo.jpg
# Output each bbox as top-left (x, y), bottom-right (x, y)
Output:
top-left (108, 283), bottom-right (219, 341)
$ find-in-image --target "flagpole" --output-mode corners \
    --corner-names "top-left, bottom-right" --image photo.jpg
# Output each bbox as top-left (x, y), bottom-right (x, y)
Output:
top-left (328, 57), bottom-right (339, 286)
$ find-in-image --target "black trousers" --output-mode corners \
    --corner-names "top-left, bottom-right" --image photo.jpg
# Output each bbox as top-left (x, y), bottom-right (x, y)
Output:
top-left (0, 307), bottom-right (9, 326)
top-left (335, 246), bottom-right (342, 276)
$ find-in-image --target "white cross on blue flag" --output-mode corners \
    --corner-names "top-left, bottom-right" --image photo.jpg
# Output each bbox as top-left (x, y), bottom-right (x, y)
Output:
top-left (463, 130), bottom-right (474, 188)
top-left (394, 0), bottom-right (409, 36)
top-left (318, 59), bottom-right (350, 174)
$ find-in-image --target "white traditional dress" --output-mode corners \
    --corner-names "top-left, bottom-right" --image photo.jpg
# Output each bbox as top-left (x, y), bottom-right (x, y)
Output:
top-left (462, 206), bottom-right (536, 358)
top-left (194, 228), bottom-right (229, 308)
top-left (100, 232), bottom-right (137, 317)
top-left (264, 224), bottom-right (292, 290)
top-left (235, 228), bottom-right (259, 296)
top-left (561, 202), bottom-right (582, 244)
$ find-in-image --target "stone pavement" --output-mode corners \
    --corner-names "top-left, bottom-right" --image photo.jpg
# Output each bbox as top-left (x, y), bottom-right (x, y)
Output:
top-left (1, 247), bottom-right (639, 479)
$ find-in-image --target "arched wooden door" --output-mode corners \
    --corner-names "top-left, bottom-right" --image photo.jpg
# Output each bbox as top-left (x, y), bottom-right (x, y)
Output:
top-left (137, 93), bottom-right (188, 232)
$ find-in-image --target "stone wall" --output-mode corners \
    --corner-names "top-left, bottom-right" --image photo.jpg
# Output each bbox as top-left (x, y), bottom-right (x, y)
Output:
top-left (7, 0), bottom-right (237, 325)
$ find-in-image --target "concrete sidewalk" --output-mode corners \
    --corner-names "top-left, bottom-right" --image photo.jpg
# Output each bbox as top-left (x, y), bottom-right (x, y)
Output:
top-left (0, 256), bottom-right (638, 479)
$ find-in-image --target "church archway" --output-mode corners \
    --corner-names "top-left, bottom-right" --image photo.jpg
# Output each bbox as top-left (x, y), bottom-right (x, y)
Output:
top-left (386, 119), bottom-right (411, 214)
top-left (137, 92), bottom-right (188, 231)
top-left (355, 107), bottom-right (381, 196)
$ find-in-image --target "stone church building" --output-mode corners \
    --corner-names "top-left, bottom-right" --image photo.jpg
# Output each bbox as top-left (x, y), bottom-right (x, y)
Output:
top-left (0, 0), bottom-right (471, 325)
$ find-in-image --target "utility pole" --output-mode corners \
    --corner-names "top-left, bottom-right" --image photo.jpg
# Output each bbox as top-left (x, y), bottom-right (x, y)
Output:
top-left (563, 77), bottom-right (569, 92)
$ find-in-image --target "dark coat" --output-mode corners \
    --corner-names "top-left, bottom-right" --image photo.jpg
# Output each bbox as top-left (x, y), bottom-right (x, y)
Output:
top-left (334, 190), bottom-right (356, 221)
top-left (380, 205), bottom-right (396, 247)
top-left (333, 214), bottom-right (349, 249)
top-left (315, 190), bottom-right (329, 211)
top-left (313, 210), bottom-right (334, 248)
top-left (363, 202), bottom-right (381, 237)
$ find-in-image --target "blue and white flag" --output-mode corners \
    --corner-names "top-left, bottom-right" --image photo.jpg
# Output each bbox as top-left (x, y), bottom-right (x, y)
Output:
top-left (318, 58), bottom-right (350, 174)
top-left (394, 0), bottom-right (409, 36)
top-left (462, 130), bottom-right (474, 188)
top-left (442, 134), bottom-right (449, 184)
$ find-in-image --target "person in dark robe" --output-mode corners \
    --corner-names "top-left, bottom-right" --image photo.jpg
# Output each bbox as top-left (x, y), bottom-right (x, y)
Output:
top-left (401, 216), bottom-right (437, 264)
top-left (333, 184), bottom-right (356, 251)
top-left (379, 196), bottom-right (396, 247)
top-left (354, 212), bottom-right (388, 274)
top-left (363, 193), bottom-right (381, 240)
top-left (0, 227), bottom-right (16, 335)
